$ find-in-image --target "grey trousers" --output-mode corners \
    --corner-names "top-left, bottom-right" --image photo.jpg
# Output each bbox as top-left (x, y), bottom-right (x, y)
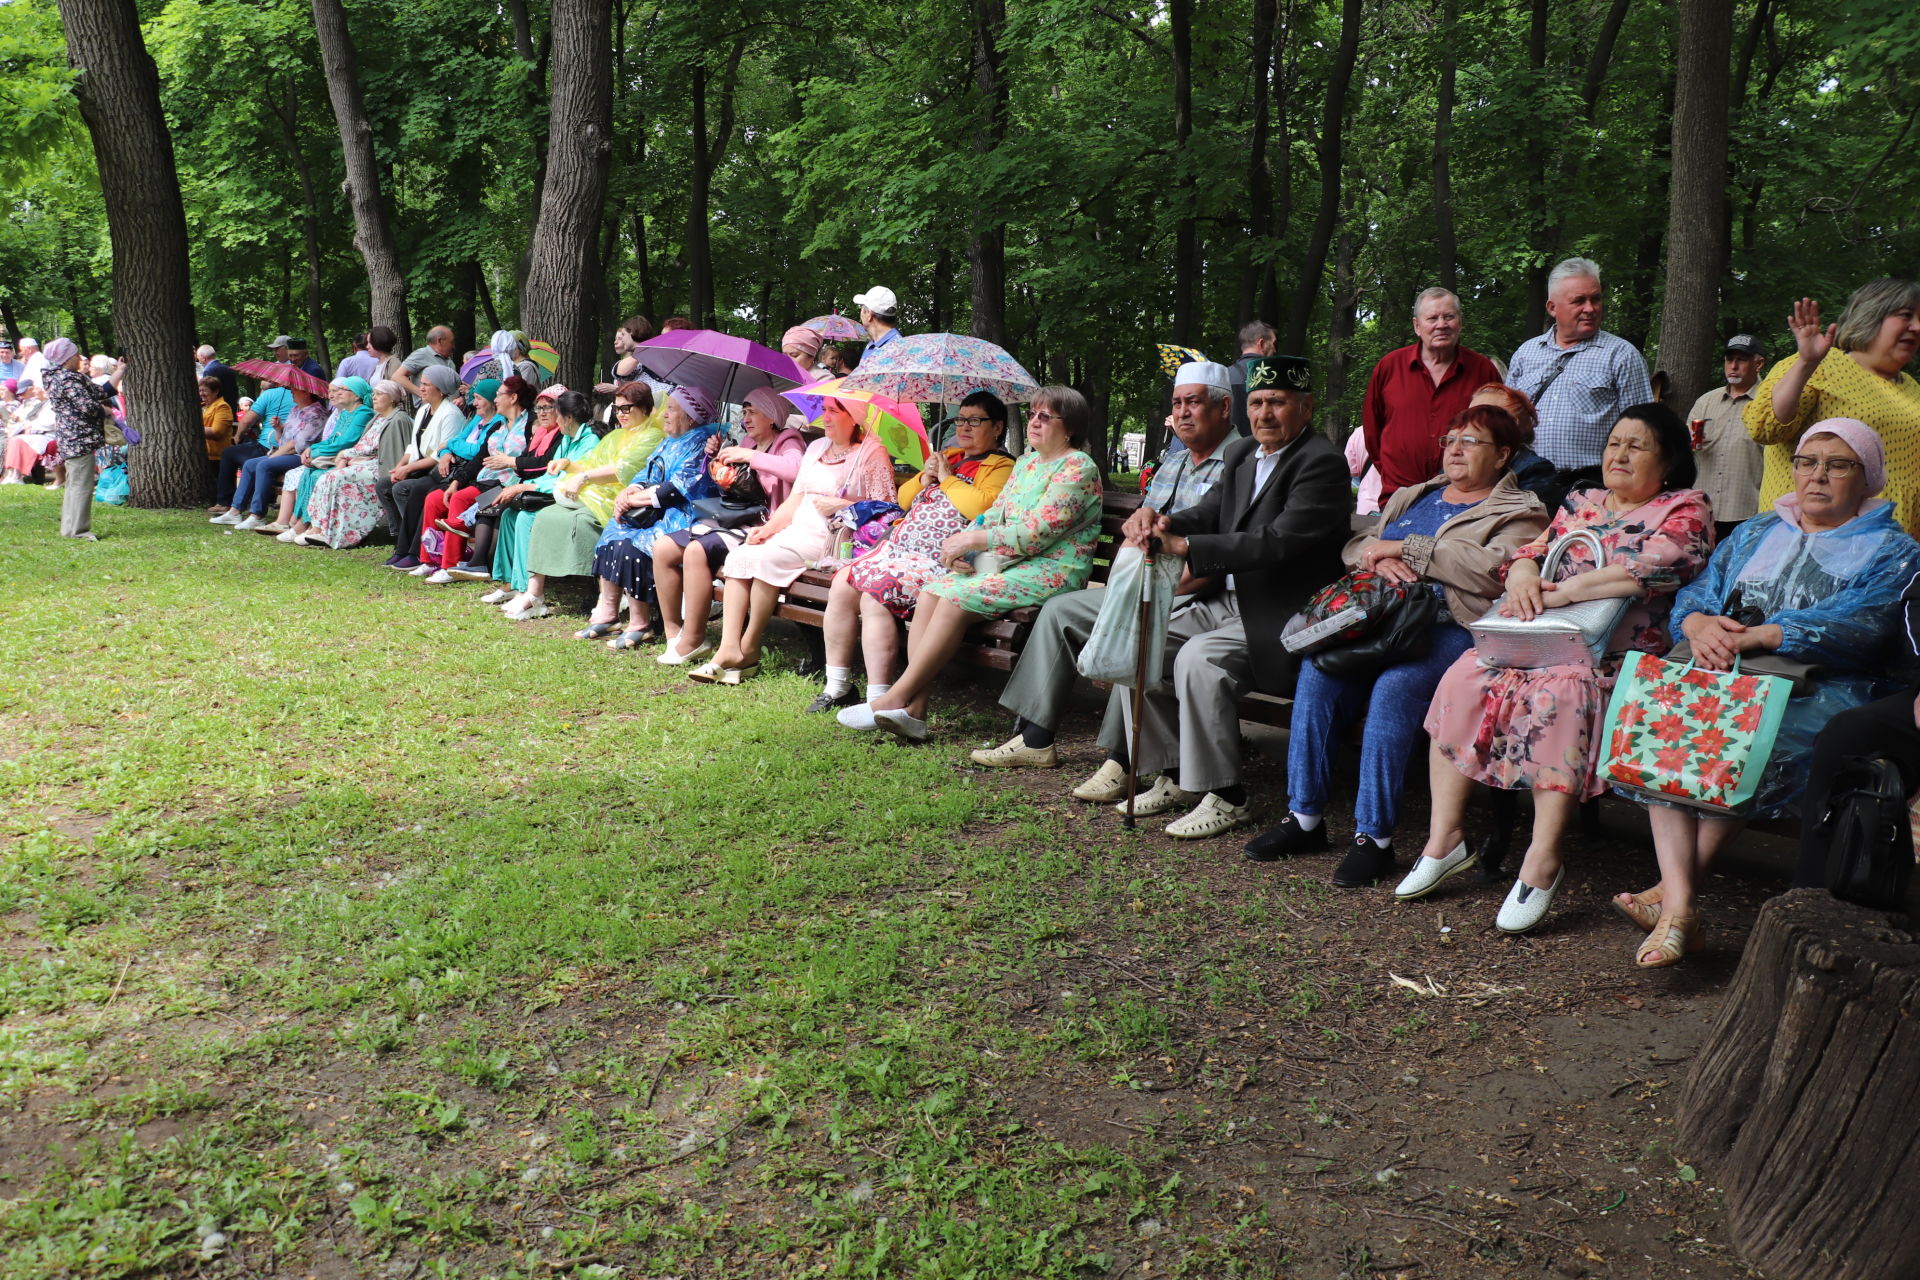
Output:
top-left (998, 587), bottom-right (1106, 729)
top-left (60, 453), bottom-right (97, 537)
top-left (1099, 592), bottom-right (1251, 795)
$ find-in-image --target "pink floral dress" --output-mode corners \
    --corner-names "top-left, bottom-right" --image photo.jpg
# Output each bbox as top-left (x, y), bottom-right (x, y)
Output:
top-left (304, 412), bottom-right (401, 549)
top-left (1423, 487), bottom-right (1713, 798)
top-left (923, 449), bottom-right (1104, 616)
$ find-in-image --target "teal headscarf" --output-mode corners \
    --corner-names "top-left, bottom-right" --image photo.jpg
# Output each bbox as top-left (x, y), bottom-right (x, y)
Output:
top-left (315, 376), bottom-right (375, 456)
top-left (331, 375), bottom-right (373, 406)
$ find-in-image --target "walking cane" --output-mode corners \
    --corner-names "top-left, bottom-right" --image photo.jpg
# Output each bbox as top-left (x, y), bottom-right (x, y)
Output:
top-left (1122, 538), bottom-right (1157, 830)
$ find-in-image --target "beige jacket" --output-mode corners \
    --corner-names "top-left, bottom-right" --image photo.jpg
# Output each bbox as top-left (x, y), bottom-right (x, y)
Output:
top-left (1342, 472), bottom-right (1549, 622)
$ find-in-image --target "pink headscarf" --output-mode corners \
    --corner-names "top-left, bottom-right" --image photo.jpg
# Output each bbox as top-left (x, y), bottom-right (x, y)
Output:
top-left (43, 337), bottom-right (79, 369)
top-left (1798, 418), bottom-right (1886, 496)
top-left (781, 326), bottom-right (823, 361)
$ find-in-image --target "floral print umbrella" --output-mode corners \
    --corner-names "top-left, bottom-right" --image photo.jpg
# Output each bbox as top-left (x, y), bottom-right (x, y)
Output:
top-left (837, 332), bottom-right (1040, 405)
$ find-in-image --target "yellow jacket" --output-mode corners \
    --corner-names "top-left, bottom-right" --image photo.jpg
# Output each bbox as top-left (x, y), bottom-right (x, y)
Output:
top-left (896, 449), bottom-right (1014, 519)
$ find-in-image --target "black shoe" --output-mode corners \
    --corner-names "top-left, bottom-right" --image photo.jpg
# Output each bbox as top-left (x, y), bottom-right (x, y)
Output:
top-left (1243, 813), bottom-right (1330, 862)
top-left (1332, 836), bottom-right (1396, 888)
top-left (806, 687), bottom-right (860, 714)
top-left (1473, 830), bottom-right (1509, 884)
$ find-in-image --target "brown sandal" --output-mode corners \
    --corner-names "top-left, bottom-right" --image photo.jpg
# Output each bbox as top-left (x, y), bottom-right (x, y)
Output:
top-left (1636, 915), bottom-right (1698, 968)
top-left (1613, 887), bottom-right (1663, 931)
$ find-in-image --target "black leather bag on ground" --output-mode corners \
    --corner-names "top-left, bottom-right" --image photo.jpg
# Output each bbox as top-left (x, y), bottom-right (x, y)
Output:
top-left (1818, 754), bottom-right (1914, 911)
top-left (1310, 587), bottom-right (1444, 679)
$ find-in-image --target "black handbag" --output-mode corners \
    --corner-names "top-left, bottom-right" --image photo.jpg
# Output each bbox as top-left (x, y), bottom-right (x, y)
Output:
top-left (1818, 755), bottom-right (1913, 911)
top-left (503, 490), bottom-right (555, 513)
top-left (1309, 587), bottom-right (1444, 679)
top-left (447, 451), bottom-right (486, 489)
top-left (690, 497), bottom-right (767, 529)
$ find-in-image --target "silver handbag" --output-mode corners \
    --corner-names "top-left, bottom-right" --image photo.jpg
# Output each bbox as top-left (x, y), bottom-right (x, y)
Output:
top-left (1470, 528), bottom-right (1629, 669)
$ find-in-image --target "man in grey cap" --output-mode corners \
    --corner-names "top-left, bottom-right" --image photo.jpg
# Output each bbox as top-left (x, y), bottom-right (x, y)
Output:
top-left (1685, 334), bottom-right (1767, 542)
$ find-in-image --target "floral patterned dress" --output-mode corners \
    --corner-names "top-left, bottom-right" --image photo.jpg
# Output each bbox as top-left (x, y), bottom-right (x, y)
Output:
top-left (846, 450), bottom-right (1014, 618)
top-left (723, 437), bottom-right (900, 588)
top-left (305, 412), bottom-right (402, 549)
top-left (923, 448), bottom-right (1104, 616)
top-left (1423, 486), bottom-right (1713, 798)
top-left (44, 366), bottom-right (115, 463)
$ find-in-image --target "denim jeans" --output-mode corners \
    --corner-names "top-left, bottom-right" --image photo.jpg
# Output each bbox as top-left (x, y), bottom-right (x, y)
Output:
top-left (234, 453), bottom-right (302, 515)
top-left (216, 442), bottom-right (267, 505)
top-left (1285, 619), bottom-right (1476, 840)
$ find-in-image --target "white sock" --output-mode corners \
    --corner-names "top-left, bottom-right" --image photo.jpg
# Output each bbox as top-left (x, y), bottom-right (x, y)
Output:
top-left (1366, 833), bottom-right (1391, 848)
top-left (866, 682), bottom-right (891, 702)
top-left (1291, 811), bottom-right (1323, 831)
top-left (824, 666), bottom-right (853, 698)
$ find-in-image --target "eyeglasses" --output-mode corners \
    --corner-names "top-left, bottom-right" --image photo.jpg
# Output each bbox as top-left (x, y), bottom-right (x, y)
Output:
top-left (954, 415), bottom-right (993, 427)
top-left (534, 404), bottom-right (556, 414)
top-left (614, 403), bottom-right (641, 414)
top-left (1791, 455), bottom-right (1863, 478)
top-left (1438, 434), bottom-right (1491, 449)
top-left (1029, 410), bottom-right (1061, 425)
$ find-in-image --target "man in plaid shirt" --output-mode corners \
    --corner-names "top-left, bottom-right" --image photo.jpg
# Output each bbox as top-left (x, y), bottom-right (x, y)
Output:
top-left (1505, 258), bottom-right (1654, 471)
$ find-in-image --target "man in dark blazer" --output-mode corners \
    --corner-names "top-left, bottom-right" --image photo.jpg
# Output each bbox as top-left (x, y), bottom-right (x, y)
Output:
top-left (1100, 354), bottom-right (1352, 839)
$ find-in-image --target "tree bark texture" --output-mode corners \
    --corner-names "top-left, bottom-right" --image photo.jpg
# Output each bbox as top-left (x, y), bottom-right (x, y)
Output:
top-left (56, 0), bottom-right (203, 507)
top-left (268, 81), bottom-right (333, 375)
top-left (521, 0), bottom-right (614, 393)
top-left (310, 0), bottom-right (411, 353)
top-left (1523, 0), bottom-right (1550, 336)
top-left (1430, 0), bottom-right (1458, 294)
top-left (1283, 0), bottom-right (1359, 353)
top-left (1169, 0), bottom-right (1199, 344)
top-left (1677, 889), bottom-right (1920, 1280)
top-left (685, 37), bottom-right (747, 331)
top-left (1655, 0), bottom-right (1731, 410)
top-left (967, 0), bottom-right (1010, 349)
top-left (1239, 0), bottom-right (1278, 328)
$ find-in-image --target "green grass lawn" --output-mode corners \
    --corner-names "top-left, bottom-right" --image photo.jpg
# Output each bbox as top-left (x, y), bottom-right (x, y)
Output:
top-left (0, 488), bottom-right (1756, 1280)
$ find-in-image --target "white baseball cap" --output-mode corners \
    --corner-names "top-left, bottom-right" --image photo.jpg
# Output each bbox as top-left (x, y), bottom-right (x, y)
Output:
top-left (853, 286), bottom-right (898, 316)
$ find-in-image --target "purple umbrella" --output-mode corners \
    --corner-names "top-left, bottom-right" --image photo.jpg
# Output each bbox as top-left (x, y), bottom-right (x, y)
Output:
top-left (630, 330), bottom-right (808, 404)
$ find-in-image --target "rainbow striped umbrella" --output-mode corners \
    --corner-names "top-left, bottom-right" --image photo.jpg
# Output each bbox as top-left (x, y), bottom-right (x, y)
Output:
top-left (783, 377), bottom-right (929, 468)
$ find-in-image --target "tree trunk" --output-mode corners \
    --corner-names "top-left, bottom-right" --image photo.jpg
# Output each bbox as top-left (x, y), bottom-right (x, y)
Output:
top-left (1282, 0), bottom-right (1359, 352)
top-left (632, 210), bottom-right (655, 322)
top-left (0, 298), bottom-right (18, 346)
top-left (1655, 0), bottom-right (1732, 411)
top-left (1239, 0), bottom-right (1278, 328)
top-left (56, 0), bottom-right (202, 506)
top-left (310, 0), bottom-right (410, 352)
top-left (967, 0), bottom-right (1010, 348)
top-left (1430, 0), bottom-right (1458, 293)
top-left (520, 0), bottom-right (613, 392)
top-left (1169, 0), bottom-right (1199, 344)
top-left (1523, 0), bottom-right (1550, 336)
top-left (476, 267), bottom-right (501, 335)
top-left (1324, 215), bottom-right (1361, 439)
top-left (268, 81), bottom-right (332, 374)
top-left (453, 261), bottom-right (478, 357)
top-left (1264, 0), bottom-right (1296, 322)
top-left (1678, 889), bottom-right (1920, 1280)
top-left (1620, 71), bottom-right (1675, 352)
top-left (685, 36), bottom-right (748, 330)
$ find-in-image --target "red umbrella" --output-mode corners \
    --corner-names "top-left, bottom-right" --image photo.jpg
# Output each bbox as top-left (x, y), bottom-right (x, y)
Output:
top-left (234, 359), bottom-right (328, 397)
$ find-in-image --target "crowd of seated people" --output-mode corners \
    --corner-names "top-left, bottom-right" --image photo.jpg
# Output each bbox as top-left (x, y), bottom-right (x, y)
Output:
top-left (152, 269), bottom-right (1920, 971)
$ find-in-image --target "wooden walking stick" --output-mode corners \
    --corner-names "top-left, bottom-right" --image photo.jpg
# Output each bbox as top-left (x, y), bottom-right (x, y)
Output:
top-left (1122, 538), bottom-right (1157, 830)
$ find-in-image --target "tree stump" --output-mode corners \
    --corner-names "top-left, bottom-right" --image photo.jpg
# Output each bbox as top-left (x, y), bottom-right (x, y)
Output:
top-left (1678, 888), bottom-right (1920, 1280)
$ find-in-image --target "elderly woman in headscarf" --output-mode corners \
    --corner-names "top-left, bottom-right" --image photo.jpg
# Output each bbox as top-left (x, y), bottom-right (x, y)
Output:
top-left (491, 384), bottom-right (665, 618)
top-left (781, 326), bottom-right (830, 382)
top-left (486, 388), bottom-right (603, 615)
top-left (654, 386), bottom-right (811, 664)
top-left (381, 364), bottom-right (469, 568)
top-left (1611, 418), bottom-right (1920, 968)
top-left (40, 337), bottom-right (123, 539)
top-left (579, 384), bottom-right (725, 646)
top-left (297, 379), bottom-right (409, 550)
top-left (258, 377), bottom-right (377, 543)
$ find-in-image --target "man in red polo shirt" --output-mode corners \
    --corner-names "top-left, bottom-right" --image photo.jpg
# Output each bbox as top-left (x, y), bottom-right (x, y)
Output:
top-left (1360, 287), bottom-right (1501, 500)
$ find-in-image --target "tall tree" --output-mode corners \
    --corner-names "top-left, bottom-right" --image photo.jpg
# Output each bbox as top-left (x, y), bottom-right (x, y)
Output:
top-left (967, 0), bottom-right (1010, 348)
top-left (1169, 0), bottom-right (1199, 344)
top-left (1429, 0), bottom-right (1458, 294)
top-left (266, 80), bottom-right (332, 373)
top-left (310, 0), bottom-right (410, 351)
top-left (54, 0), bottom-right (201, 506)
top-left (685, 37), bottom-right (747, 331)
top-left (521, 0), bottom-right (613, 390)
top-left (1283, 0), bottom-right (1360, 352)
top-left (1656, 0), bottom-right (1734, 410)
top-left (1239, 0), bottom-right (1279, 326)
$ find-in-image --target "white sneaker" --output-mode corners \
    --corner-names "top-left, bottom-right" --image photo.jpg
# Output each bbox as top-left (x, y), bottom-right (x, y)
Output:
top-left (1394, 841), bottom-right (1476, 901)
top-left (209, 510), bottom-right (240, 525)
top-left (1111, 774), bottom-right (1192, 817)
top-left (1071, 760), bottom-right (1129, 803)
top-left (970, 736), bottom-right (1058, 769)
top-left (836, 702), bottom-right (879, 731)
top-left (656, 638), bottom-right (714, 666)
top-left (1163, 793), bottom-right (1253, 839)
top-left (424, 570), bottom-right (454, 585)
top-left (503, 596), bottom-right (549, 620)
top-left (873, 708), bottom-right (928, 742)
top-left (480, 587), bottom-right (513, 604)
top-left (275, 528), bottom-right (301, 543)
top-left (1495, 868), bottom-right (1565, 934)
top-left (233, 514), bottom-right (264, 531)
top-left (408, 563), bottom-right (436, 577)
